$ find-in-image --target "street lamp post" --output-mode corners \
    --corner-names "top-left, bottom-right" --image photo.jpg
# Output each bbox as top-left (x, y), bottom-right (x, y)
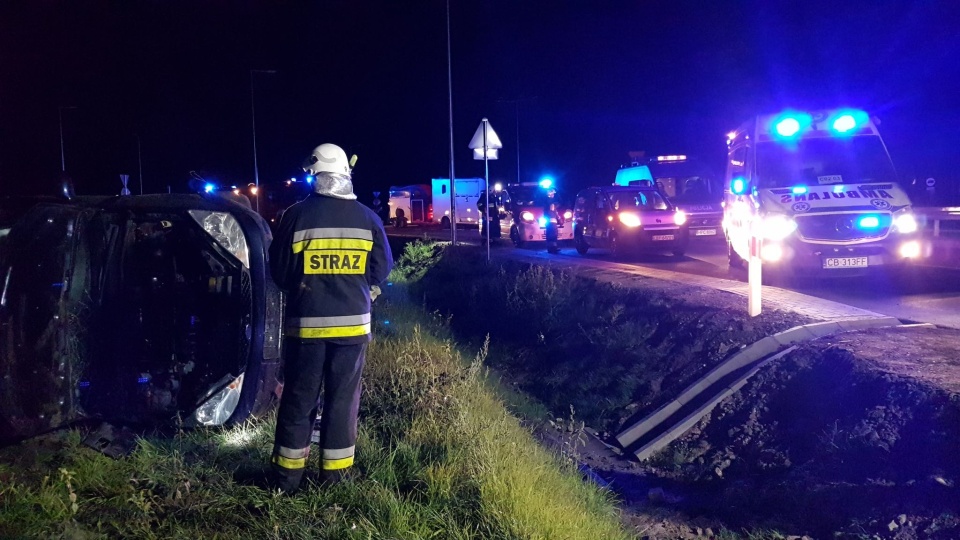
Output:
top-left (250, 69), bottom-right (277, 213)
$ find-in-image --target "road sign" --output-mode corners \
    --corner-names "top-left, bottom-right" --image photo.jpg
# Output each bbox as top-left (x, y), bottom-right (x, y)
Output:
top-left (120, 174), bottom-right (131, 196)
top-left (469, 118), bottom-right (502, 160)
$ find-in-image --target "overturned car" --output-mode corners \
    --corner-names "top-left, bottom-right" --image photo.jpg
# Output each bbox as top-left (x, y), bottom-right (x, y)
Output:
top-left (0, 193), bottom-right (284, 445)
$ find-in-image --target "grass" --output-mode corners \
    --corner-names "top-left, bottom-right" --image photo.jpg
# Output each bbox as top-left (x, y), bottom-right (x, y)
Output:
top-left (0, 240), bottom-right (631, 539)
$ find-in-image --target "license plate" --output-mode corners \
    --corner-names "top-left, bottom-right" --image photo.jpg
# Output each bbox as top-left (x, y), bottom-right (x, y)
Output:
top-left (823, 257), bottom-right (868, 269)
top-left (694, 229), bottom-right (717, 236)
top-left (652, 234), bottom-right (674, 241)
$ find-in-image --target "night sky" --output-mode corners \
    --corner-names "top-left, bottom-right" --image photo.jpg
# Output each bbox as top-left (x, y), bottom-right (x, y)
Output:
top-left (2, 1), bottom-right (959, 203)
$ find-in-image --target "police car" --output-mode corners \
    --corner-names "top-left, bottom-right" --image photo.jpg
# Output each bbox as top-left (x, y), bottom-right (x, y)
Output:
top-left (572, 184), bottom-right (689, 258)
top-left (0, 193), bottom-right (284, 445)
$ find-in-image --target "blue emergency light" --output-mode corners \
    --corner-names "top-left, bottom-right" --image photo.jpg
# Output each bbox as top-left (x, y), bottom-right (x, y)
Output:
top-left (539, 177), bottom-right (554, 189)
top-left (857, 215), bottom-right (881, 229)
top-left (776, 118), bottom-right (801, 137)
top-left (828, 109), bottom-right (869, 136)
top-left (306, 175), bottom-right (315, 184)
top-left (204, 183), bottom-right (215, 193)
top-left (731, 177), bottom-right (747, 195)
top-left (770, 111), bottom-right (812, 140)
top-left (792, 186), bottom-right (808, 194)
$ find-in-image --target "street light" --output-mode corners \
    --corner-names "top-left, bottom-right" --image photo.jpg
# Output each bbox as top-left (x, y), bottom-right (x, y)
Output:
top-left (58, 106), bottom-right (78, 172)
top-left (250, 69), bottom-right (277, 213)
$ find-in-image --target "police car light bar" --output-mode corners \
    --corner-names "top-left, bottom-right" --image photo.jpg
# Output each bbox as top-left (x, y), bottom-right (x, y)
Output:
top-left (656, 155), bottom-right (687, 162)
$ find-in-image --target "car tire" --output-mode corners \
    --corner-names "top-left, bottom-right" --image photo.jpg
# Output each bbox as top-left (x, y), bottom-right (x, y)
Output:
top-left (610, 233), bottom-right (624, 260)
top-left (511, 226), bottom-right (524, 248)
top-left (575, 232), bottom-right (589, 255)
top-left (728, 239), bottom-right (744, 268)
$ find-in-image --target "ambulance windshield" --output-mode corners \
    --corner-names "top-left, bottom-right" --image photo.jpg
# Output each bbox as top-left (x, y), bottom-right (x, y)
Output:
top-left (755, 136), bottom-right (897, 188)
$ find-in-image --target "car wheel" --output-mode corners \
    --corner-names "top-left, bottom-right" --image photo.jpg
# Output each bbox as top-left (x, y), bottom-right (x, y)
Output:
top-left (610, 233), bottom-right (624, 260)
top-left (728, 239), bottom-right (744, 268)
top-left (575, 231), bottom-right (589, 255)
top-left (511, 226), bottom-right (524, 248)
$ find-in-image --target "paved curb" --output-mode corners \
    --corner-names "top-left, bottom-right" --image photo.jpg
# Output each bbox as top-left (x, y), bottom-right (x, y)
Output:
top-left (616, 317), bottom-right (914, 461)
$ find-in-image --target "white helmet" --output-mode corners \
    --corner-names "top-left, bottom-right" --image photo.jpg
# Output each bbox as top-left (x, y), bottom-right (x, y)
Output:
top-left (303, 143), bottom-right (352, 176)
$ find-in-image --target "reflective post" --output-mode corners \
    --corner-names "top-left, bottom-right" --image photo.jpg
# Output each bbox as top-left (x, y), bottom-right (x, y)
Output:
top-left (483, 118), bottom-right (490, 263)
top-left (748, 234), bottom-right (762, 317)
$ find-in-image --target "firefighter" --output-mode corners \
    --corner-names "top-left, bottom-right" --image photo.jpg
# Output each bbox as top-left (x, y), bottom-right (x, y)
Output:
top-left (267, 143), bottom-right (394, 494)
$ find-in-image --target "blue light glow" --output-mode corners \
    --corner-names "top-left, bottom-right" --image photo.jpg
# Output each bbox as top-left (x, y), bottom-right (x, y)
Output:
top-left (539, 177), bottom-right (554, 189)
top-left (538, 217), bottom-right (547, 227)
top-left (858, 216), bottom-right (880, 229)
top-left (137, 376), bottom-right (150, 384)
top-left (306, 175), bottom-right (315, 184)
top-left (204, 183), bottom-right (215, 193)
top-left (791, 186), bottom-right (808, 194)
top-left (384, 320), bottom-right (390, 325)
top-left (832, 115), bottom-right (857, 132)
top-left (776, 118), bottom-right (801, 137)
top-left (79, 381), bottom-right (91, 388)
top-left (731, 177), bottom-right (747, 195)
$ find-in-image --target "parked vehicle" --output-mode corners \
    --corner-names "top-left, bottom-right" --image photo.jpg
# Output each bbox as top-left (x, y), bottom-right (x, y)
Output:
top-left (647, 155), bottom-right (724, 240)
top-left (387, 184), bottom-right (430, 227)
top-left (572, 185), bottom-right (689, 257)
top-left (431, 178), bottom-right (484, 228)
top-left (494, 181), bottom-right (575, 248)
top-left (723, 109), bottom-right (921, 275)
top-left (0, 193), bottom-right (284, 445)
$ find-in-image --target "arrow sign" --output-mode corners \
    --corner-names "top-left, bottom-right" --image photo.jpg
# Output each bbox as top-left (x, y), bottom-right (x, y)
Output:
top-left (468, 118), bottom-right (502, 160)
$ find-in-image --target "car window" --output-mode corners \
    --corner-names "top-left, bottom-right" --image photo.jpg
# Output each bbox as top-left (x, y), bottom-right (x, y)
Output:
top-left (610, 190), bottom-right (668, 211)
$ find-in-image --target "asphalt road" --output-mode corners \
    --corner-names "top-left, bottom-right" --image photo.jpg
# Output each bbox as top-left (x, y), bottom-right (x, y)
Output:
top-left (387, 223), bottom-right (960, 329)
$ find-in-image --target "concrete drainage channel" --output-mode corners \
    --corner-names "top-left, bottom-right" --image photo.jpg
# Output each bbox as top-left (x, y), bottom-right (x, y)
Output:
top-left (615, 316), bottom-right (934, 461)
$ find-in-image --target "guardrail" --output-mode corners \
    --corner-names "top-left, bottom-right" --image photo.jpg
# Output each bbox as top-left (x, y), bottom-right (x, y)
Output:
top-left (915, 206), bottom-right (960, 237)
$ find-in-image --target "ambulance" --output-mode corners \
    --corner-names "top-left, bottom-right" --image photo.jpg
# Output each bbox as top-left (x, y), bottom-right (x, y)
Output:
top-left (723, 109), bottom-right (921, 275)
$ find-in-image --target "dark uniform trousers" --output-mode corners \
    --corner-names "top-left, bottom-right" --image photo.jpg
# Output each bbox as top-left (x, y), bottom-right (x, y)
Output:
top-left (271, 339), bottom-right (367, 492)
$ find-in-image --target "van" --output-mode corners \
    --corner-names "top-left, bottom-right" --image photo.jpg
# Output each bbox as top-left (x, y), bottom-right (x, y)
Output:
top-left (723, 109), bottom-right (921, 275)
top-left (572, 185), bottom-right (689, 258)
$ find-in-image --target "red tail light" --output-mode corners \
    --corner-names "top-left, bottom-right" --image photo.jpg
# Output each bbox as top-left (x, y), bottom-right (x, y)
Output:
top-left (427, 203), bottom-right (433, 222)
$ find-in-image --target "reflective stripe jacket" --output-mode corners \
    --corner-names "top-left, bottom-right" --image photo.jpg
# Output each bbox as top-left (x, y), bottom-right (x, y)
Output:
top-left (269, 193), bottom-right (393, 344)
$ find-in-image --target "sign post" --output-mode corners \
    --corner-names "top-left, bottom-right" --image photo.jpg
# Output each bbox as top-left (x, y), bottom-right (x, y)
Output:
top-left (468, 118), bottom-right (502, 262)
top-left (747, 230), bottom-right (762, 317)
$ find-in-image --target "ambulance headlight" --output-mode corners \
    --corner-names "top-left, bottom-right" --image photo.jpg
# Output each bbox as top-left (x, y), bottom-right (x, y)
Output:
top-left (760, 214), bottom-right (797, 240)
top-left (192, 373), bottom-right (245, 426)
top-left (520, 211), bottom-right (536, 223)
top-left (188, 210), bottom-right (250, 268)
top-left (563, 210), bottom-right (573, 220)
top-left (893, 213), bottom-right (918, 234)
top-left (618, 212), bottom-right (642, 228)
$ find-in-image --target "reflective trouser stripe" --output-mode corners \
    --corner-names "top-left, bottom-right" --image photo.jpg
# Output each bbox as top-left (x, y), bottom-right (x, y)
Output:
top-left (322, 455), bottom-right (354, 471)
top-left (286, 324), bottom-right (370, 339)
top-left (272, 445), bottom-right (310, 470)
top-left (272, 454), bottom-right (307, 470)
top-left (286, 315), bottom-right (371, 339)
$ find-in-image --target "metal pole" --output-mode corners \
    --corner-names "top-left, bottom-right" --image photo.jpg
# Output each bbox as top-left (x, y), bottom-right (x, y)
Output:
top-left (137, 134), bottom-right (143, 194)
top-left (250, 71), bottom-right (260, 214)
top-left (446, 0), bottom-right (457, 244)
top-left (58, 106), bottom-right (77, 172)
top-left (483, 118), bottom-right (490, 263)
top-left (249, 69), bottom-right (276, 214)
top-left (515, 100), bottom-right (520, 184)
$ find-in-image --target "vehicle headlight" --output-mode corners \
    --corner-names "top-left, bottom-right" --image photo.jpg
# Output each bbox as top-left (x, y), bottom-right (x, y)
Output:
top-left (193, 373), bottom-right (244, 426)
top-left (520, 211), bottom-right (536, 223)
top-left (893, 213), bottom-right (918, 234)
top-left (674, 210), bottom-right (687, 226)
top-left (188, 210), bottom-right (250, 268)
top-left (760, 214), bottom-right (797, 240)
top-left (618, 212), bottom-right (642, 228)
top-left (563, 210), bottom-right (573, 220)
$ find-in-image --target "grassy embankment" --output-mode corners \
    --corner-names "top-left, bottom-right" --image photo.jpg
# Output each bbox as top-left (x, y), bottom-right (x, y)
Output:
top-left (0, 240), bottom-right (631, 539)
